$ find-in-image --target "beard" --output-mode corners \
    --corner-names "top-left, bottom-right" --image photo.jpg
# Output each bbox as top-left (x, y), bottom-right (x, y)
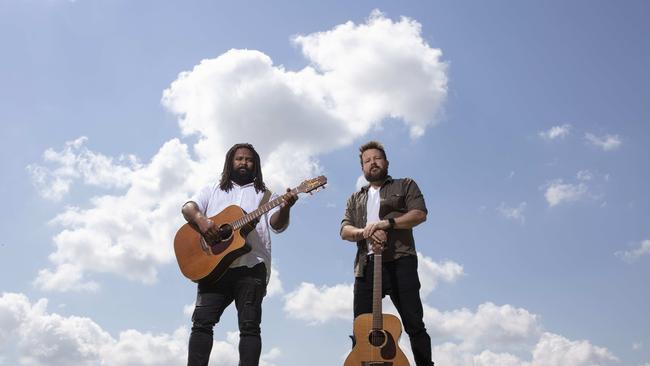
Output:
top-left (231, 167), bottom-right (254, 185)
top-left (364, 166), bottom-right (388, 183)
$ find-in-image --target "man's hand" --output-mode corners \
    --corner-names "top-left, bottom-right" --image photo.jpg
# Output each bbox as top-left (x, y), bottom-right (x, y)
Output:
top-left (370, 229), bottom-right (387, 246)
top-left (370, 239), bottom-right (385, 254)
top-left (271, 188), bottom-right (297, 231)
top-left (362, 220), bottom-right (390, 240)
top-left (281, 188), bottom-right (298, 208)
top-left (197, 217), bottom-right (223, 243)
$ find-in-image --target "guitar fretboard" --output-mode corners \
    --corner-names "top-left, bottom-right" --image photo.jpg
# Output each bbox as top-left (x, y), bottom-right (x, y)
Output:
top-left (231, 188), bottom-right (298, 230)
top-left (372, 252), bottom-right (383, 330)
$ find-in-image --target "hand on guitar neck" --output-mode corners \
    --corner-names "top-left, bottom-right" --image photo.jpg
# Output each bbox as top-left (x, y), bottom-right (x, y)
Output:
top-left (369, 230), bottom-right (388, 254)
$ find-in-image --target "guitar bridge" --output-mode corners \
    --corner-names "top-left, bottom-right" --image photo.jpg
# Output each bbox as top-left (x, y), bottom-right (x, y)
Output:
top-left (361, 362), bottom-right (393, 366)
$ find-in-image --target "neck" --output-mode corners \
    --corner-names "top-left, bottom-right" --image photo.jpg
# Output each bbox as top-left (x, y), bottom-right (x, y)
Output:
top-left (369, 181), bottom-right (383, 189)
top-left (231, 177), bottom-right (254, 186)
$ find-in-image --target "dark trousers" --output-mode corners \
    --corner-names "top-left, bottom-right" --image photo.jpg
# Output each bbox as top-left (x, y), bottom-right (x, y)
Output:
top-left (188, 262), bottom-right (267, 366)
top-left (354, 255), bottom-right (434, 366)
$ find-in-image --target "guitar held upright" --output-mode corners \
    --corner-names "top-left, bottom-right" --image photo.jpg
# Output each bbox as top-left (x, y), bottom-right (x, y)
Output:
top-left (344, 239), bottom-right (410, 366)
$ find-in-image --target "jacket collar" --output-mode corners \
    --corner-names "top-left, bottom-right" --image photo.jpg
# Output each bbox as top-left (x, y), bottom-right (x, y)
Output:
top-left (360, 175), bottom-right (393, 192)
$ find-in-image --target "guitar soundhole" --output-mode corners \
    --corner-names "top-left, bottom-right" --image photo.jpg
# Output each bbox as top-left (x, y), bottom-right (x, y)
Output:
top-left (218, 223), bottom-right (233, 240)
top-left (368, 330), bottom-right (387, 347)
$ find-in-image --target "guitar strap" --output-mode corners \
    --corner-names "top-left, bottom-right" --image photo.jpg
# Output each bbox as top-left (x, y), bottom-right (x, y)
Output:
top-left (242, 189), bottom-right (273, 233)
top-left (260, 189), bottom-right (272, 208)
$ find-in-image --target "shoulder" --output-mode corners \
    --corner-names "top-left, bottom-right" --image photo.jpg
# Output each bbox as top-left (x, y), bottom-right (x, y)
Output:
top-left (345, 188), bottom-right (366, 206)
top-left (391, 177), bottom-right (417, 187)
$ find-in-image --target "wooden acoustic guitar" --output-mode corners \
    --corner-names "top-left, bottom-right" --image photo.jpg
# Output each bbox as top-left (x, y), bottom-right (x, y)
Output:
top-left (344, 243), bottom-right (410, 366)
top-left (173, 175), bottom-right (327, 284)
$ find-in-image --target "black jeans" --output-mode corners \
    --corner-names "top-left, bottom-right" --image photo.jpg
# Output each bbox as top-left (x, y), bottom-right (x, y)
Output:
top-left (354, 255), bottom-right (434, 366)
top-left (188, 262), bottom-right (267, 366)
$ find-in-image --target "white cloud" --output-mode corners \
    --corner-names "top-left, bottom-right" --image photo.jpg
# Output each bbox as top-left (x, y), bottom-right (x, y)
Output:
top-left (421, 304), bottom-right (617, 366)
top-left (544, 180), bottom-right (588, 207)
top-left (293, 9), bottom-right (448, 139)
top-left (27, 136), bottom-right (140, 201)
top-left (283, 282), bottom-right (353, 324)
top-left (33, 139), bottom-right (197, 291)
top-left (417, 253), bottom-right (464, 298)
top-left (0, 292), bottom-right (280, 366)
top-left (30, 11), bottom-right (448, 291)
top-left (585, 133), bottom-right (622, 151)
top-left (2, 291), bottom-right (618, 366)
top-left (282, 254), bottom-right (462, 324)
top-left (497, 202), bottom-right (527, 224)
top-left (162, 10), bottom-right (447, 190)
top-left (615, 239), bottom-right (650, 263)
top-left (539, 124), bottom-right (571, 140)
top-left (530, 332), bottom-right (617, 366)
top-left (425, 302), bottom-right (541, 352)
top-left (266, 264), bottom-right (284, 297)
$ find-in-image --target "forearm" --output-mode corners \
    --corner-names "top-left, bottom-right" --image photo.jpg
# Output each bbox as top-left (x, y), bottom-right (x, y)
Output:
top-left (182, 201), bottom-right (206, 231)
top-left (270, 207), bottom-right (290, 231)
top-left (389, 209), bottom-right (427, 229)
top-left (341, 225), bottom-right (364, 242)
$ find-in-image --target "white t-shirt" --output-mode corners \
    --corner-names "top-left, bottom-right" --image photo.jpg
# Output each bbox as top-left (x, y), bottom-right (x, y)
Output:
top-left (190, 181), bottom-right (284, 282)
top-left (366, 186), bottom-right (381, 252)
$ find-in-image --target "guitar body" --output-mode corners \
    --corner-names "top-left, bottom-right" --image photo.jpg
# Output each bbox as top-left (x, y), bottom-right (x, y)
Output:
top-left (174, 205), bottom-right (250, 284)
top-left (344, 313), bottom-right (410, 366)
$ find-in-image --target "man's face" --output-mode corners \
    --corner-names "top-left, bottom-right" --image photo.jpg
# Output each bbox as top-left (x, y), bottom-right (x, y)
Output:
top-left (231, 147), bottom-right (255, 184)
top-left (361, 148), bottom-right (388, 183)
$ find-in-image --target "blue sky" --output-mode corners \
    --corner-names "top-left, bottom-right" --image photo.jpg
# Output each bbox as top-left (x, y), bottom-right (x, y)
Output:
top-left (1, 1), bottom-right (649, 365)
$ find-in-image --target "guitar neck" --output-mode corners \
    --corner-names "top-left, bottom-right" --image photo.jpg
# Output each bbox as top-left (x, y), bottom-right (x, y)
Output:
top-left (231, 188), bottom-right (298, 230)
top-left (372, 252), bottom-right (383, 330)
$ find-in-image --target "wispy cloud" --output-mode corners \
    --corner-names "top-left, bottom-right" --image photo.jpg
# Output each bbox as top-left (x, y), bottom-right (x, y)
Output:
top-left (497, 202), bottom-right (527, 224)
top-left (585, 133), bottom-right (622, 151)
top-left (576, 169), bottom-right (594, 181)
top-left (26, 137), bottom-right (140, 201)
top-left (539, 124), bottom-right (571, 140)
top-left (615, 240), bottom-right (650, 263)
top-left (544, 180), bottom-right (589, 207)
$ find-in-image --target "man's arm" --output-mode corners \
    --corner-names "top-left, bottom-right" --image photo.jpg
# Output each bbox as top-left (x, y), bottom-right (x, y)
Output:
top-left (270, 188), bottom-right (298, 231)
top-left (364, 209), bottom-right (427, 235)
top-left (341, 224), bottom-right (365, 242)
top-left (181, 201), bottom-right (221, 242)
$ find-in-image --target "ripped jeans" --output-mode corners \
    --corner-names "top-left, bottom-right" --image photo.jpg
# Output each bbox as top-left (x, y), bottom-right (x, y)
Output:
top-left (187, 262), bottom-right (267, 366)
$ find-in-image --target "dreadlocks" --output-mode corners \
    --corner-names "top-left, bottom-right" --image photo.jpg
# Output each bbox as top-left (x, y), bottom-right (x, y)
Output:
top-left (219, 143), bottom-right (267, 193)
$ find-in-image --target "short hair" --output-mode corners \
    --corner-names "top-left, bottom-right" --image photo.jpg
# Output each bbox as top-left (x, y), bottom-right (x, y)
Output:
top-left (219, 143), bottom-right (267, 193)
top-left (358, 140), bottom-right (387, 165)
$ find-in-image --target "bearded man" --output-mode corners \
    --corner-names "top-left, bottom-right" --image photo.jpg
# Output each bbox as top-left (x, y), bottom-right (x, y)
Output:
top-left (182, 143), bottom-right (297, 366)
top-left (340, 140), bottom-right (434, 366)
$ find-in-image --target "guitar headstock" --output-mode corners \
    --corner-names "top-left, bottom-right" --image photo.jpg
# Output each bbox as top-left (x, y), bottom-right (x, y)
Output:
top-left (296, 175), bottom-right (327, 194)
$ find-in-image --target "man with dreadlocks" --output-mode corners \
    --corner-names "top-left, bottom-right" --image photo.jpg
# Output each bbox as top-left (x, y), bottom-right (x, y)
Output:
top-left (181, 143), bottom-right (297, 366)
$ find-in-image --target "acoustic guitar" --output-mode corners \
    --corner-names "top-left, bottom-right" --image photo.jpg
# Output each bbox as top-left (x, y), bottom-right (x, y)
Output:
top-left (174, 176), bottom-right (327, 284)
top-left (344, 243), bottom-right (410, 366)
